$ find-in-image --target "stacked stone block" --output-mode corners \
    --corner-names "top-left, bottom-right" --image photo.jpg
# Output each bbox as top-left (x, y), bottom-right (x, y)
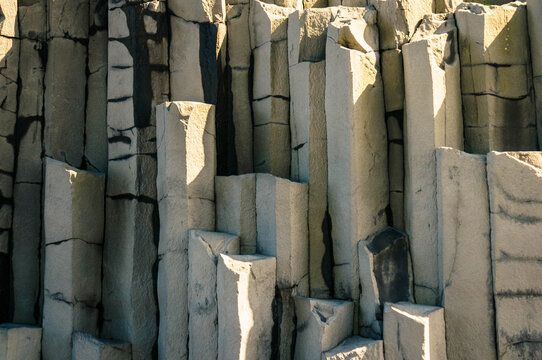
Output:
top-left (72, 332), bottom-right (132, 360)
top-left (0, 324), bottom-right (42, 360)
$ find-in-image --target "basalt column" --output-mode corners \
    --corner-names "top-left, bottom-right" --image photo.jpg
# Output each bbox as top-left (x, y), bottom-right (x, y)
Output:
top-left (102, 1), bottom-right (169, 359)
top-left (528, 0), bottom-right (542, 148)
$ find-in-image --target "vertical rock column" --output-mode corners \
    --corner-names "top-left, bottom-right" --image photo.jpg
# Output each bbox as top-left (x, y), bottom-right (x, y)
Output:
top-left (0, 0), bottom-right (18, 322)
top-left (102, 1), bottom-right (169, 359)
top-left (367, 0), bottom-right (433, 230)
top-left (487, 152), bottom-right (542, 358)
top-left (256, 173), bottom-right (308, 359)
top-left (250, 0), bottom-right (295, 177)
top-left (402, 14), bottom-right (463, 305)
top-left (325, 11), bottom-right (388, 328)
top-left (436, 147), bottom-right (496, 360)
top-left (11, 0), bottom-right (46, 324)
top-left (455, 2), bottom-right (538, 153)
top-left (528, 0), bottom-right (542, 148)
top-left (156, 102), bottom-right (216, 360)
top-left (42, 158), bottom-right (105, 360)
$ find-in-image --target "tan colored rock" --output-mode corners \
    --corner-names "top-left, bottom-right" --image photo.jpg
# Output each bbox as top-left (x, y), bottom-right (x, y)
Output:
top-left (528, 0), bottom-right (542, 147)
top-left (456, 2), bottom-right (537, 153)
top-left (436, 147), bottom-right (496, 360)
top-left (217, 254), bottom-right (276, 360)
top-left (294, 297), bottom-right (353, 360)
top-left (322, 337), bottom-right (384, 360)
top-left (325, 13), bottom-right (388, 317)
top-left (487, 151), bottom-right (542, 359)
top-left (328, 0), bottom-right (366, 5)
top-left (403, 14), bottom-right (463, 305)
top-left (188, 231), bottom-right (240, 360)
top-left (156, 102), bottom-right (216, 360)
top-left (435, 0), bottom-right (463, 13)
top-left (216, 174), bottom-right (257, 254)
top-left (383, 302), bottom-right (447, 360)
top-left (0, 324), bottom-right (41, 360)
top-left (169, 0), bottom-right (225, 22)
top-left (72, 332), bottom-right (132, 360)
top-left (304, 0), bottom-right (328, 8)
top-left (358, 227), bottom-right (414, 338)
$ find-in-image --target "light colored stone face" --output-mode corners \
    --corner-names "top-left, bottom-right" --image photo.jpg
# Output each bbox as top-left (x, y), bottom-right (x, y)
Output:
top-left (403, 14), bottom-right (463, 305)
top-left (217, 254), bottom-right (276, 360)
top-left (325, 14), bottom-right (388, 322)
top-left (358, 227), bottom-right (414, 339)
top-left (169, 0), bottom-right (225, 23)
top-left (322, 336), bottom-right (384, 360)
top-left (155, 101), bottom-right (216, 360)
top-left (0, 324), bottom-right (42, 360)
top-left (383, 302), bottom-right (447, 360)
top-left (188, 231), bottom-right (240, 360)
top-left (294, 297), bottom-right (354, 360)
top-left (487, 151), bottom-right (542, 359)
top-left (436, 147), bottom-right (496, 360)
top-left (72, 332), bottom-right (132, 360)
top-left (456, 2), bottom-right (537, 154)
top-left (216, 174), bottom-right (257, 254)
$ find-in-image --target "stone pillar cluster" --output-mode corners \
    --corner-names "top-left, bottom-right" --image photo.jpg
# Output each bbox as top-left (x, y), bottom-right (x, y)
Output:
top-left (2, 0), bottom-right (542, 359)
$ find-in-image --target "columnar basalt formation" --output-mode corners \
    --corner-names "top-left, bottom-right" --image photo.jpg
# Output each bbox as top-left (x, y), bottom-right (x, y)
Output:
top-left (0, 324), bottom-right (41, 360)
top-left (72, 332), bottom-right (132, 360)
top-left (528, 0), bottom-right (542, 148)
top-left (436, 147), bottom-right (496, 360)
top-left (403, 13), bottom-right (463, 305)
top-left (456, 2), bottom-right (538, 153)
top-left (322, 336), bottom-right (384, 360)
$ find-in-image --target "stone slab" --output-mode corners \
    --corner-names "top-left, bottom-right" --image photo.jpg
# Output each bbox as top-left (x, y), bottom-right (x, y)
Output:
top-left (322, 336), bottom-right (384, 360)
top-left (72, 332), bottom-right (132, 360)
top-left (0, 324), bottom-right (41, 360)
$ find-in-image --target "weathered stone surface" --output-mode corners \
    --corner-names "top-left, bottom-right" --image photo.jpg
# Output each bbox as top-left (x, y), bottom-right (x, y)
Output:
top-left (188, 231), bottom-right (239, 360)
top-left (168, 0), bottom-right (225, 23)
top-left (322, 336), bottom-right (384, 360)
top-left (387, 113), bottom-right (404, 230)
top-left (487, 151), bottom-right (542, 359)
top-left (156, 101), bottom-right (216, 360)
top-left (304, 0), bottom-right (328, 8)
top-left (436, 147), bottom-right (496, 360)
top-left (294, 297), bottom-right (353, 360)
top-left (328, 0), bottom-right (366, 5)
top-left (358, 227), bottom-right (414, 339)
top-left (289, 60), bottom-right (330, 298)
top-left (528, 0), bottom-right (542, 148)
top-left (72, 332), bottom-right (132, 360)
top-left (383, 302), bottom-right (447, 360)
top-left (216, 174), bottom-right (257, 254)
top-left (47, 0), bottom-right (89, 39)
top-left (403, 14), bottom-right (463, 305)
top-left (288, 8), bottom-right (332, 67)
top-left (325, 13), bottom-right (388, 318)
top-left (456, 2), bottom-right (537, 153)
top-left (435, 0), bottom-right (462, 13)
top-left (217, 254), bottom-right (276, 360)
top-left (0, 324), bottom-right (41, 360)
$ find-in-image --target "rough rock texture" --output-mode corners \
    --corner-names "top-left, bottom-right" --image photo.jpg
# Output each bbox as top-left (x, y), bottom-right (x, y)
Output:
top-left (436, 147), bottom-right (496, 360)
top-left (217, 254), bottom-right (276, 360)
top-left (358, 227), bottom-right (414, 339)
top-left (102, 1), bottom-right (169, 359)
top-left (403, 14), bottom-right (463, 305)
top-left (251, 0), bottom-right (296, 177)
top-left (487, 151), bottom-right (542, 359)
top-left (256, 173), bottom-right (308, 359)
top-left (322, 336), bottom-right (384, 360)
top-left (0, 324), bottom-right (42, 360)
top-left (528, 0), bottom-right (542, 148)
top-left (383, 302), bottom-right (447, 360)
top-left (72, 332), bottom-right (132, 360)
top-left (328, 0), bottom-right (366, 5)
top-left (216, 174), bottom-right (257, 254)
top-left (169, 0), bottom-right (225, 23)
top-left (325, 12), bottom-right (388, 324)
top-left (294, 297), bottom-right (353, 360)
top-left (188, 231), bottom-right (240, 360)
top-left (456, 2), bottom-right (538, 154)
top-left (156, 102), bottom-right (216, 360)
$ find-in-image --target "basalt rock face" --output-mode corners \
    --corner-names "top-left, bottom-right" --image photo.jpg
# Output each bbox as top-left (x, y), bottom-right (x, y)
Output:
top-left (1, 1), bottom-right (542, 360)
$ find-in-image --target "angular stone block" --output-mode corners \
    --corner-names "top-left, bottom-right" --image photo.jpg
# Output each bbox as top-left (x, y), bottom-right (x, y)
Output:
top-left (168, 0), bottom-right (225, 23)
top-left (358, 227), bottom-right (414, 338)
top-left (328, 0), bottom-right (365, 5)
top-left (456, 2), bottom-right (537, 153)
top-left (436, 147), bottom-right (496, 360)
top-left (155, 101), bottom-right (216, 360)
top-left (217, 254), bottom-right (276, 360)
top-left (0, 324), bottom-right (41, 360)
top-left (72, 332), bottom-right (132, 360)
top-left (325, 13), bottom-right (388, 314)
top-left (403, 14), bottom-right (463, 305)
top-left (47, 0), bottom-right (89, 39)
top-left (216, 174), bottom-right (257, 254)
top-left (322, 337), bottom-right (384, 360)
top-left (383, 302), bottom-right (447, 360)
top-left (294, 297), bottom-right (353, 360)
top-left (487, 151), bottom-right (542, 359)
top-left (188, 231), bottom-right (239, 360)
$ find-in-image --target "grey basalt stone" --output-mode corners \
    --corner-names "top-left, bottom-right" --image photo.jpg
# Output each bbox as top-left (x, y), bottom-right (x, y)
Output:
top-left (72, 332), bottom-right (132, 360)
